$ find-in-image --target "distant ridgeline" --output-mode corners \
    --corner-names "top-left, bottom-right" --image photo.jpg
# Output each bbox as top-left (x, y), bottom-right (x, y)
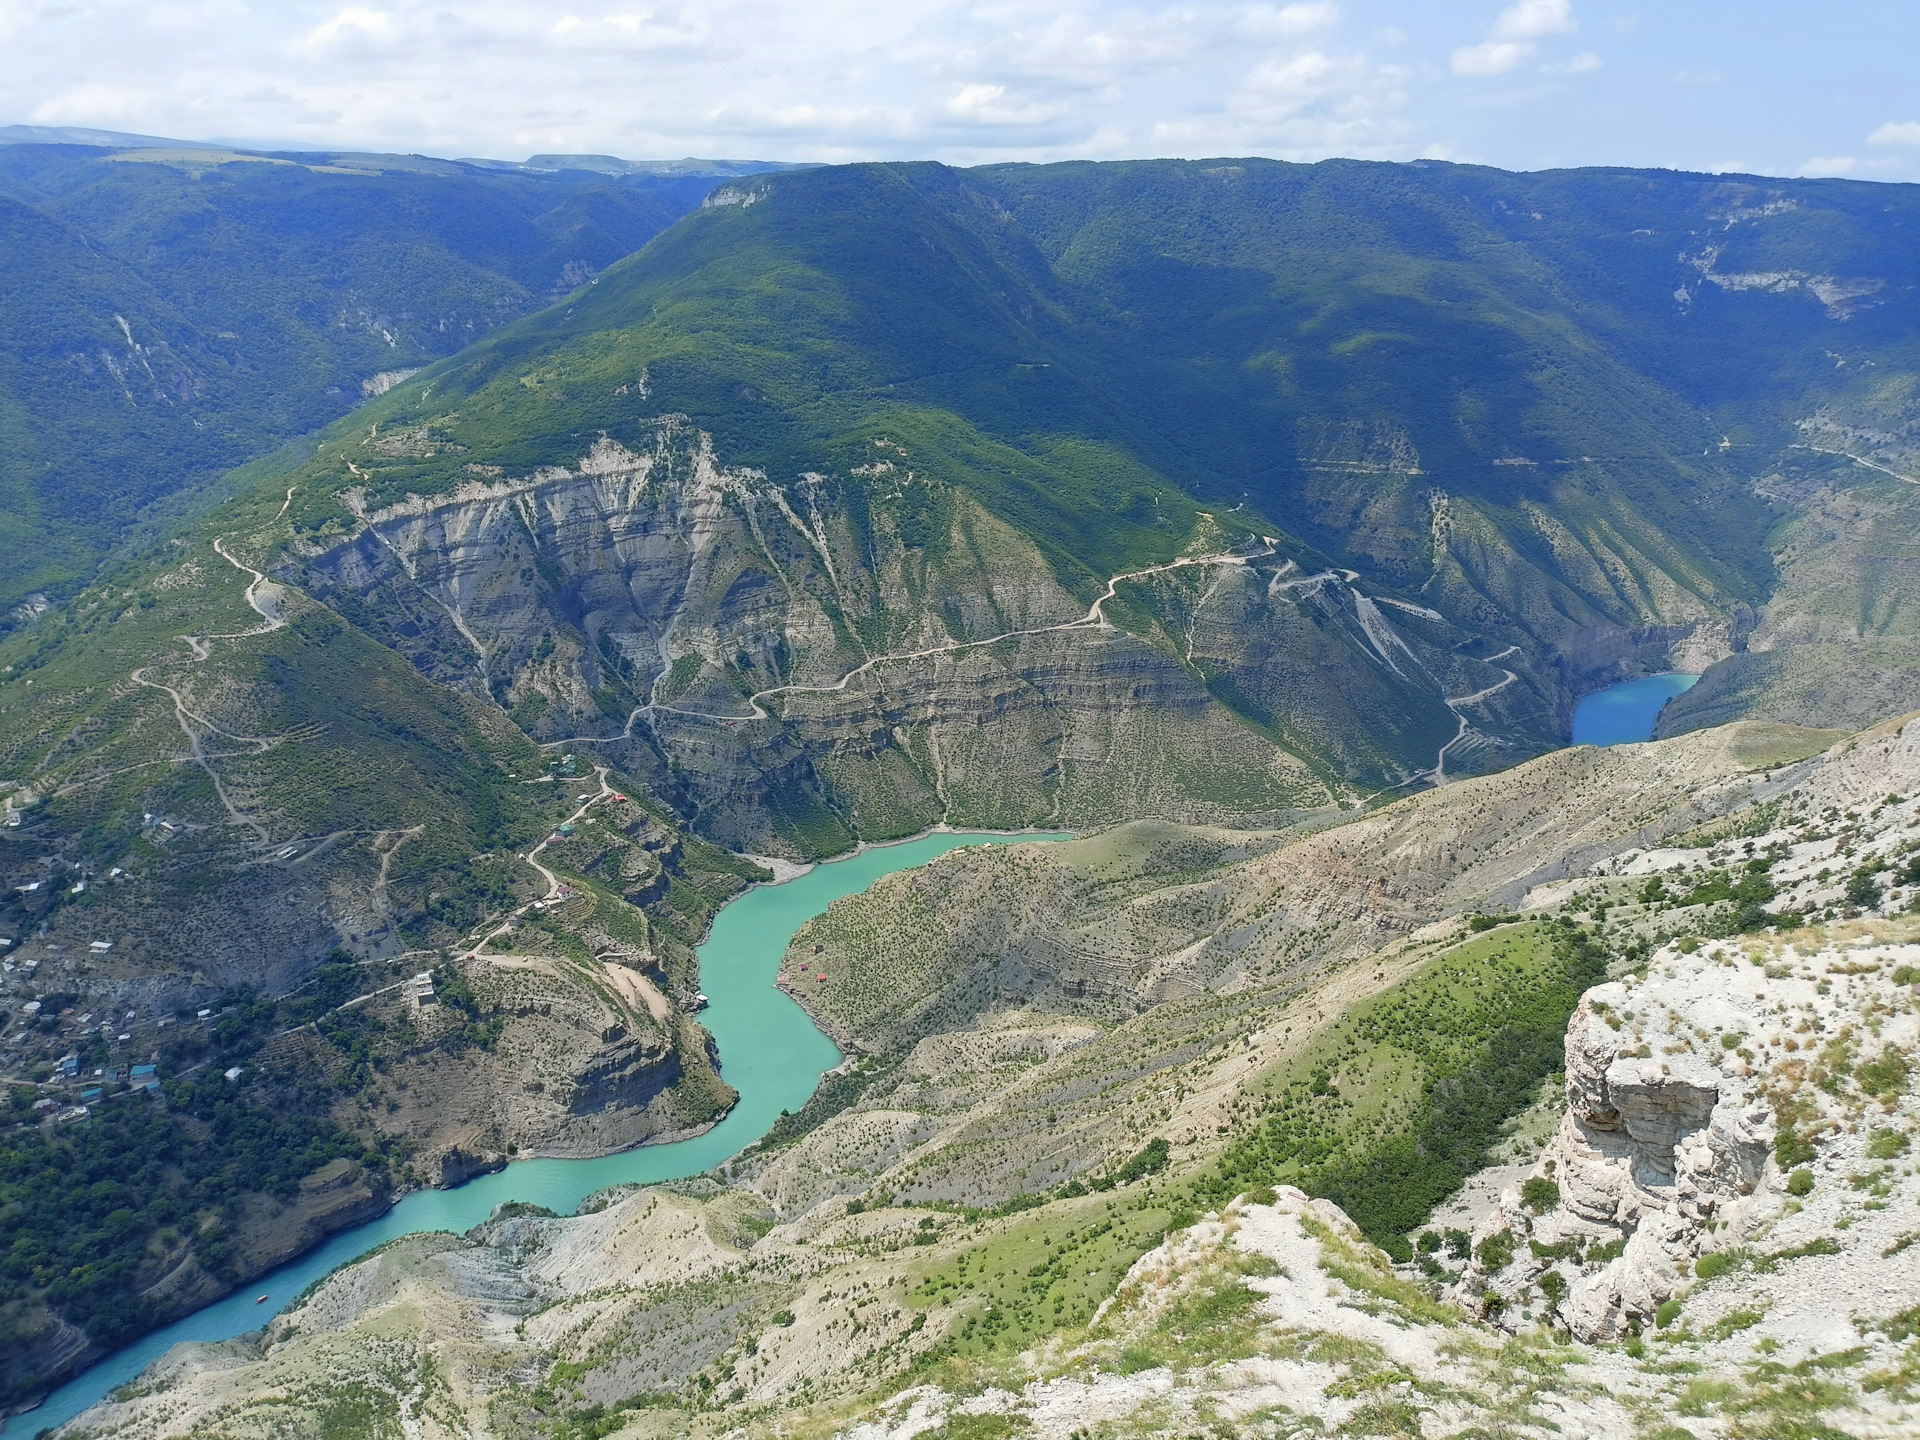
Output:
top-left (0, 137), bottom-right (795, 608)
top-left (7, 154), bottom-right (1918, 737)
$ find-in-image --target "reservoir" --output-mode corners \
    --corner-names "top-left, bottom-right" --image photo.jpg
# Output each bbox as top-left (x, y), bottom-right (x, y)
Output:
top-left (11, 829), bottom-right (1067, 1438)
top-left (1572, 672), bottom-right (1699, 747)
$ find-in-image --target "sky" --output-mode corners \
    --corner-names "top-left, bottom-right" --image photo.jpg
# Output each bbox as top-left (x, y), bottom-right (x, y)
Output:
top-left (2, 0), bottom-right (1917, 181)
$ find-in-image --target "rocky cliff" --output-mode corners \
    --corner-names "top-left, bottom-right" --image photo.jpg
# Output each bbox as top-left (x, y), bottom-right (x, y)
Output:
top-left (1661, 446), bottom-right (1920, 741)
top-left (1459, 717), bottom-right (1920, 1362)
top-left (295, 423), bottom-right (1569, 852)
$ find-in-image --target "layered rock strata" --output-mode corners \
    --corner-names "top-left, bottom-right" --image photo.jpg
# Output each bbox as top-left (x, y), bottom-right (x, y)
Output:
top-left (298, 426), bottom-right (1558, 848)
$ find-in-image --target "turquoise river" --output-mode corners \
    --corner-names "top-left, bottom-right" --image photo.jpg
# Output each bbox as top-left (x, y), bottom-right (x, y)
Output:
top-left (1571, 672), bottom-right (1699, 748)
top-left (9, 829), bottom-right (1068, 1437)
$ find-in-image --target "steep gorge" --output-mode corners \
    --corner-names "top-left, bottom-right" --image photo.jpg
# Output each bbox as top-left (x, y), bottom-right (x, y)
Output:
top-left (296, 422), bottom-right (1560, 853)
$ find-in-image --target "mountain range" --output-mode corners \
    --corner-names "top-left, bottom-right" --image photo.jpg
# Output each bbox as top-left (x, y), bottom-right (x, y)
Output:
top-left (0, 137), bottom-right (795, 606)
top-left (2, 145), bottom-right (1919, 1424)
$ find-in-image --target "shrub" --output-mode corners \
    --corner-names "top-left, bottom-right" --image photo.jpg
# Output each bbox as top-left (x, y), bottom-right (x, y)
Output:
top-left (773, 1310), bottom-right (795, 1327)
top-left (1875, 1304), bottom-right (1920, 1343)
top-left (1521, 1177), bottom-right (1561, 1214)
top-left (1476, 1230), bottom-right (1515, 1272)
top-left (1857, 1047), bottom-right (1910, 1098)
top-left (1655, 1298), bottom-right (1683, 1329)
top-left (1706, 1309), bottom-right (1764, 1341)
top-left (1786, 1169), bottom-right (1815, 1197)
top-left (1775, 1126), bottom-right (1816, 1169)
top-left (1754, 1237), bottom-right (1839, 1270)
top-left (1538, 1269), bottom-right (1568, 1306)
top-left (1695, 1249), bottom-right (1746, 1280)
top-left (1846, 867), bottom-right (1885, 910)
top-left (1868, 1129), bottom-right (1910, 1160)
top-left (928, 1415), bottom-right (1030, 1440)
top-left (1116, 1138), bottom-right (1170, 1184)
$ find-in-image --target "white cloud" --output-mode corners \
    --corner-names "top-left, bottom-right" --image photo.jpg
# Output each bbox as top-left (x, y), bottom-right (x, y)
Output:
top-left (1489, 0), bottom-right (1575, 41)
top-left (597, 11), bottom-right (706, 47)
top-left (297, 6), bottom-right (393, 51)
top-left (1799, 154), bottom-right (1856, 176)
top-left (946, 84), bottom-right (1067, 126)
top-left (1195, 42), bottom-right (1414, 159)
top-left (1538, 48), bottom-right (1600, 74)
top-left (1238, 2), bottom-right (1341, 41)
top-left (0, 1), bottom-right (1423, 167)
top-left (950, 83), bottom-right (1006, 113)
top-left (1452, 41), bottom-right (1531, 76)
top-left (1452, 0), bottom-right (1579, 77)
top-left (1868, 120), bottom-right (1920, 147)
top-left (0, 0), bottom-right (1907, 182)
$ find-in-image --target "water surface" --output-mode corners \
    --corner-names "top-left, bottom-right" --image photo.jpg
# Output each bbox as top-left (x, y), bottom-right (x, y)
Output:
top-left (10, 829), bottom-right (1066, 1437)
top-left (1571, 672), bottom-right (1699, 747)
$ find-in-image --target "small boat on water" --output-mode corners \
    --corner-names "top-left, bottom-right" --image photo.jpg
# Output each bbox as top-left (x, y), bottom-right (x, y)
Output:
top-left (254, 1295), bottom-right (269, 1304)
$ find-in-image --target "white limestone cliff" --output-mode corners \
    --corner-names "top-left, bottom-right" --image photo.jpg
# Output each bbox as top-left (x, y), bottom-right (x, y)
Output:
top-left (1466, 931), bottom-right (1920, 1344)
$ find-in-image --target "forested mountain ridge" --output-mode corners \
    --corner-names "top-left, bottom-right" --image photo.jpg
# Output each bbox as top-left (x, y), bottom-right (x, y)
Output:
top-left (270, 157), bottom-right (1920, 823)
top-left (0, 140), bottom-right (786, 608)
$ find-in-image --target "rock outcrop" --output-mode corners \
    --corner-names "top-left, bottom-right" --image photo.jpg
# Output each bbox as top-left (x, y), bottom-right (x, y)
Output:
top-left (437, 1146), bottom-right (507, 1188)
top-left (1508, 973), bottom-right (1775, 1339)
top-left (1470, 928), bottom-right (1920, 1342)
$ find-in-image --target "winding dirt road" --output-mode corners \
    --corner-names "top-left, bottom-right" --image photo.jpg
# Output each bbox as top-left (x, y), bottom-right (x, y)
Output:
top-left (129, 538), bottom-right (290, 844)
top-left (546, 537), bottom-right (1281, 745)
top-left (465, 766), bottom-right (613, 956)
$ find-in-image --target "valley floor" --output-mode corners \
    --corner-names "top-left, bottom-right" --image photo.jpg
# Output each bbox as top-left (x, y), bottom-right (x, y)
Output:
top-left (41, 713), bottom-right (1920, 1439)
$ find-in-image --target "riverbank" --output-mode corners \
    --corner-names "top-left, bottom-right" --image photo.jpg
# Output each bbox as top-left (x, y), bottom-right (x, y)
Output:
top-left (741, 820), bottom-right (1084, 883)
top-left (5, 829), bottom-right (1069, 1439)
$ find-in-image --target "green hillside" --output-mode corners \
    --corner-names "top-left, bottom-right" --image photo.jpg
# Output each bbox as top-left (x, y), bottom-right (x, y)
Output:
top-left (265, 159), bottom-right (1920, 787)
top-left (295, 158), bottom-right (1920, 618)
top-left (0, 143), bottom-right (773, 610)
top-left (12, 157), bottom-right (1918, 843)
